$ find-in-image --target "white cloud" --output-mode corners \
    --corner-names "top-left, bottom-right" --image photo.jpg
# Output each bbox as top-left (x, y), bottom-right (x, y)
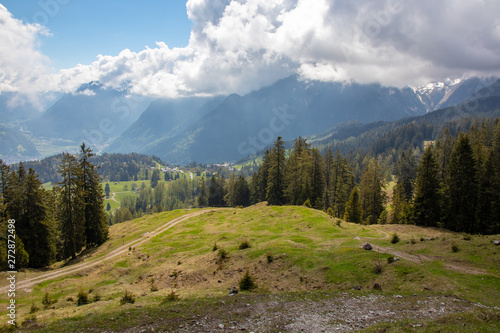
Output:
top-left (0, 4), bottom-right (52, 107)
top-left (2, 0), bottom-right (500, 101)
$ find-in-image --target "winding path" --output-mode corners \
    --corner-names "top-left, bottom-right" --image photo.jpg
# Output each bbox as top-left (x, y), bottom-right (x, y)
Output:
top-left (0, 209), bottom-right (214, 293)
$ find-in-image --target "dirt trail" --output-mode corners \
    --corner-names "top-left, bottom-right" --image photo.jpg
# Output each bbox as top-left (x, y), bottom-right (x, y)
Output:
top-left (354, 226), bottom-right (488, 275)
top-left (0, 209), bottom-right (215, 293)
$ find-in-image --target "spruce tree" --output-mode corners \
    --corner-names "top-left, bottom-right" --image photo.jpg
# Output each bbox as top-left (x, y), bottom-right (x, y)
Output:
top-left (104, 183), bottom-right (111, 198)
top-left (310, 148), bottom-right (324, 209)
top-left (412, 146), bottom-right (441, 227)
top-left (208, 174), bottom-right (226, 207)
top-left (331, 150), bottom-right (355, 218)
top-left (234, 175), bottom-right (251, 207)
top-left (224, 174), bottom-right (236, 207)
top-left (79, 143), bottom-right (108, 247)
top-left (391, 182), bottom-right (410, 224)
top-left (344, 187), bottom-right (362, 223)
top-left (58, 153), bottom-right (85, 259)
top-left (284, 137), bottom-right (311, 205)
top-left (150, 169), bottom-right (160, 188)
top-left (197, 176), bottom-right (208, 207)
top-left (322, 147), bottom-right (334, 210)
top-left (267, 137), bottom-right (286, 205)
top-left (443, 133), bottom-right (478, 233)
top-left (395, 150), bottom-right (417, 201)
top-left (359, 158), bottom-right (386, 224)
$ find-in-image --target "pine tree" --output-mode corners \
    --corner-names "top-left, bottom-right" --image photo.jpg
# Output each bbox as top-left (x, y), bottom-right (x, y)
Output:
top-left (412, 146), bottom-right (441, 227)
top-left (197, 176), bottom-right (208, 207)
top-left (57, 153), bottom-right (85, 259)
top-left (104, 183), bottom-right (111, 198)
top-left (224, 174), bottom-right (236, 207)
top-left (150, 169), bottom-right (160, 188)
top-left (234, 175), bottom-right (250, 207)
top-left (490, 120), bottom-right (500, 234)
top-left (395, 150), bottom-right (417, 201)
top-left (322, 147), bottom-right (334, 210)
top-left (359, 158), bottom-right (386, 224)
top-left (208, 174), bottom-right (226, 207)
top-left (23, 168), bottom-right (56, 267)
top-left (344, 187), bottom-right (362, 223)
top-left (331, 150), bottom-right (355, 218)
top-left (254, 150), bottom-right (271, 202)
top-left (391, 182), bottom-right (410, 224)
top-left (79, 143), bottom-right (108, 247)
top-left (310, 148), bottom-right (324, 209)
top-left (267, 137), bottom-right (286, 206)
top-left (284, 137), bottom-right (311, 205)
top-left (443, 133), bottom-right (478, 233)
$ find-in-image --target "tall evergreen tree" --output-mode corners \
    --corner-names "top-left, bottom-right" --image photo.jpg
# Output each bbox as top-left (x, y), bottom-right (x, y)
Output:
top-left (79, 143), bottom-right (108, 247)
top-left (254, 150), bottom-right (271, 202)
top-left (267, 137), bottom-right (286, 206)
top-left (344, 187), bottom-right (362, 223)
top-left (331, 150), bottom-right (355, 218)
top-left (58, 153), bottom-right (85, 259)
top-left (234, 175), bottom-right (251, 207)
top-left (224, 174), bottom-right (237, 207)
top-left (322, 147), bottom-right (334, 210)
top-left (284, 137), bottom-right (312, 205)
top-left (104, 183), bottom-right (111, 198)
top-left (310, 148), bottom-right (324, 209)
top-left (150, 169), bottom-right (161, 188)
top-left (391, 182), bottom-right (411, 224)
top-left (395, 150), bottom-right (417, 201)
top-left (208, 173), bottom-right (226, 207)
top-left (197, 176), bottom-right (208, 207)
top-left (412, 146), bottom-right (441, 227)
top-left (359, 158), bottom-right (386, 224)
top-left (443, 133), bottom-right (478, 233)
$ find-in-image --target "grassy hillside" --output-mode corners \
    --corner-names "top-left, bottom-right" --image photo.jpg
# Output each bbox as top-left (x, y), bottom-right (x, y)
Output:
top-left (1, 204), bottom-right (499, 332)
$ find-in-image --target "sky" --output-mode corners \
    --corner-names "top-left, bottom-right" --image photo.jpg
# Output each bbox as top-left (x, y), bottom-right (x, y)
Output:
top-left (1, 0), bottom-right (500, 105)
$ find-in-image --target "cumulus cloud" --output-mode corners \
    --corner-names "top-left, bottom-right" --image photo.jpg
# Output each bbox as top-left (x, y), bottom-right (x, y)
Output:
top-left (2, 0), bottom-right (500, 100)
top-left (0, 4), bottom-right (52, 107)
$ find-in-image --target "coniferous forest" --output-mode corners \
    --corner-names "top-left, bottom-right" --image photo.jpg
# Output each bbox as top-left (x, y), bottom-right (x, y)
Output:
top-left (0, 143), bottom-right (108, 269)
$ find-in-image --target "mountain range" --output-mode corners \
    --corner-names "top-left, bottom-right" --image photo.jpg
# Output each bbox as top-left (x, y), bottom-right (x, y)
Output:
top-left (0, 76), bottom-right (498, 165)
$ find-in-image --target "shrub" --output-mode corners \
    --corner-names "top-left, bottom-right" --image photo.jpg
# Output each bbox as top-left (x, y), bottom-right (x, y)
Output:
top-left (239, 270), bottom-right (257, 291)
top-left (77, 290), bottom-right (90, 306)
top-left (451, 244), bottom-right (459, 253)
top-left (463, 234), bottom-right (472, 241)
top-left (42, 292), bottom-right (57, 308)
top-left (66, 297), bottom-right (74, 302)
top-left (239, 240), bottom-right (251, 250)
top-left (373, 263), bottom-right (383, 274)
top-left (217, 248), bottom-right (228, 260)
top-left (29, 303), bottom-right (39, 314)
top-left (120, 291), bottom-right (136, 305)
top-left (266, 253), bottom-right (274, 263)
top-left (390, 233), bottom-right (400, 244)
top-left (212, 242), bottom-right (219, 251)
top-left (387, 256), bottom-right (395, 264)
top-left (161, 290), bottom-right (180, 304)
top-left (327, 207), bottom-right (334, 217)
top-left (410, 237), bottom-right (416, 245)
top-left (150, 284), bottom-right (159, 292)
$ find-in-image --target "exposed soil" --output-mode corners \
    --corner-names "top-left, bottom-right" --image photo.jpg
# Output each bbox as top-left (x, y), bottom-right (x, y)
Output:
top-left (113, 292), bottom-right (491, 333)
